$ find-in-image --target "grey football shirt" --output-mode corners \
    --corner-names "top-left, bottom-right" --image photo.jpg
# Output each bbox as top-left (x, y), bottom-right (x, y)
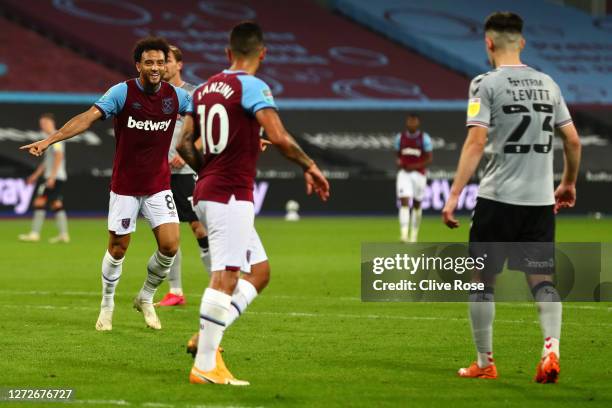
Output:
top-left (466, 65), bottom-right (572, 206)
top-left (169, 81), bottom-right (197, 175)
top-left (44, 139), bottom-right (67, 181)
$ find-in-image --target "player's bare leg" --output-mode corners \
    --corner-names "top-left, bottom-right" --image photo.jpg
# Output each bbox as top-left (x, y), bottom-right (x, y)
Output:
top-left (190, 269), bottom-right (249, 385)
top-left (459, 271), bottom-right (498, 379)
top-left (527, 274), bottom-right (561, 383)
top-left (96, 232), bottom-right (130, 331)
top-left (399, 197), bottom-right (410, 242)
top-left (18, 196), bottom-right (46, 242)
top-left (158, 221), bottom-right (207, 307)
top-left (409, 200), bottom-right (422, 243)
top-left (49, 199), bottom-right (70, 243)
top-left (134, 223), bottom-right (178, 329)
top-left (187, 260), bottom-right (270, 357)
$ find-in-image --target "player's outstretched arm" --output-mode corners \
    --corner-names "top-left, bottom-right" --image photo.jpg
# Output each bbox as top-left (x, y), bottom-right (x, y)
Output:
top-left (442, 126), bottom-right (487, 228)
top-left (554, 123), bottom-right (581, 213)
top-left (176, 114), bottom-right (203, 173)
top-left (255, 108), bottom-right (330, 201)
top-left (20, 107), bottom-right (102, 157)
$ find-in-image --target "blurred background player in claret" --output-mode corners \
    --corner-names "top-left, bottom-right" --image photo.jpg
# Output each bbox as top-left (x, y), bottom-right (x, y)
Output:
top-left (395, 113), bottom-right (433, 242)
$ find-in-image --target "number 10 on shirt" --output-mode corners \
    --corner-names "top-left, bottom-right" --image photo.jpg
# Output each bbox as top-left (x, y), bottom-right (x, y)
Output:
top-left (197, 104), bottom-right (229, 155)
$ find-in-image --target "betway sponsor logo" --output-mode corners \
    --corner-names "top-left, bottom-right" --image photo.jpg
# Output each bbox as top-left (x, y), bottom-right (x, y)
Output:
top-left (127, 116), bottom-right (172, 131)
top-left (0, 178), bottom-right (35, 214)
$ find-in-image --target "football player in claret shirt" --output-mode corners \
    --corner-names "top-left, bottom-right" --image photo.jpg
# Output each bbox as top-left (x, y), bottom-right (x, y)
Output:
top-left (21, 37), bottom-right (192, 332)
top-left (442, 12), bottom-right (581, 383)
top-left (177, 21), bottom-right (330, 385)
top-left (395, 113), bottom-right (433, 242)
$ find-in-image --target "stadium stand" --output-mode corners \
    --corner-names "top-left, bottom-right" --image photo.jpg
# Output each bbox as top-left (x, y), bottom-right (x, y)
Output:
top-left (333, 0), bottom-right (612, 104)
top-left (0, 0), bottom-right (468, 102)
top-left (0, 17), bottom-right (123, 92)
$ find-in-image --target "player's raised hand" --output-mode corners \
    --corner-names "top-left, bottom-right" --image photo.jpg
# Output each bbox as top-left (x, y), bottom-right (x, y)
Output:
top-left (20, 140), bottom-right (50, 157)
top-left (554, 183), bottom-right (576, 214)
top-left (304, 163), bottom-right (330, 202)
top-left (442, 195), bottom-right (460, 228)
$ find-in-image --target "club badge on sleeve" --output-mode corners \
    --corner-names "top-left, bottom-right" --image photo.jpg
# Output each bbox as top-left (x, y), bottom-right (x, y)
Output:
top-left (467, 98), bottom-right (481, 117)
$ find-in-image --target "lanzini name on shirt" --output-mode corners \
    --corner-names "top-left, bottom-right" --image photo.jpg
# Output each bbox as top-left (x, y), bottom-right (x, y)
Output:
top-left (197, 82), bottom-right (235, 100)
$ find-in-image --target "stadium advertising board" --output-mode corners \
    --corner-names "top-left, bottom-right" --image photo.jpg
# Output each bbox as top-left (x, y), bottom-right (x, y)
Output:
top-left (1, 103), bottom-right (610, 215)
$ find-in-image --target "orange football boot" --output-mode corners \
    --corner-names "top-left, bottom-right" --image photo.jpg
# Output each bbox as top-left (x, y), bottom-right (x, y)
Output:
top-left (458, 362), bottom-right (498, 379)
top-left (535, 353), bottom-right (560, 384)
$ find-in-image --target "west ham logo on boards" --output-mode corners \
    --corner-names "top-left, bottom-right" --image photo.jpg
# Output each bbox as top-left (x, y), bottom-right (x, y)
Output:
top-left (121, 218), bottom-right (130, 229)
top-left (162, 98), bottom-right (174, 114)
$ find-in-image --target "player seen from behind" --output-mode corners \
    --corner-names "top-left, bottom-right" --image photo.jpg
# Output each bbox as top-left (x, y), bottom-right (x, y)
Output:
top-left (178, 21), bottom-right (330, 385)
top-left (442, 12), bottom-right (581, 383)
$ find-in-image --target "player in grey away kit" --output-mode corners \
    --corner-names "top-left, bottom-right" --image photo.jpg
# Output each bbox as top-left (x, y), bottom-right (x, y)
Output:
top-left (442, 12), bottom-right (581, 383)
top-left (19, 113), bottom-right (70, 243)
top-left (156, 45), bottom-right (210, 307)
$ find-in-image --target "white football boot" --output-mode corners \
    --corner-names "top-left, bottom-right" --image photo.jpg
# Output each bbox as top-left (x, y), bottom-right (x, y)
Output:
top-left (95, 308), bottom-right (113, 331)
top-left (133, 297), bottom-right (162, 330)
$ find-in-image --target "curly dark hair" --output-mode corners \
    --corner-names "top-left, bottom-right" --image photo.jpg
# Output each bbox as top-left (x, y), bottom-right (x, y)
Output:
top-left (133, 37), bottom-right (170, 63)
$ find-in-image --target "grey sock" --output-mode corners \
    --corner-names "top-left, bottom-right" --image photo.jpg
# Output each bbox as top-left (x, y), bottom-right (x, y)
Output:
top-left (532, 282), bottom-right (562, 340)
top-left (468, 288), bottom-right (495, 354)
top-left (31, 210), bottom-right (45, 234)
top-left (55, 210), bottom-right (68, 235)
top-left (168, 247), bottom-right (182, 291)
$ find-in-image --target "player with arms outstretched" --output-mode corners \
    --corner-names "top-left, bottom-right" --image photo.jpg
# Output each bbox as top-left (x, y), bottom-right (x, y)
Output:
top-left (178, 21), bottom-right (330, 385)
top-left (21, 37), bottom-right (192, 331)
top-left (395, 113), bottom-right (433, 242)
top-left (442, 12), bottom-right (581, 383)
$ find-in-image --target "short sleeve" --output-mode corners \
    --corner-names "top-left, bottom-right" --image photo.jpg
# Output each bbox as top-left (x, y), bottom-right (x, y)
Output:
top-left (238, 75), bottom-right (278, 115)
top-left (466, 75), bottom-right (491, 128)
top-left (174, 86), bottom-right (193, 115)
top-left (422, 133), bottom-right (433, 152)
top-left (394, 133), bottom-right (401, 151)
top-left (94, 82), bottom-right (127, 120)
top-left (554, 84), bottom-right (572, 128)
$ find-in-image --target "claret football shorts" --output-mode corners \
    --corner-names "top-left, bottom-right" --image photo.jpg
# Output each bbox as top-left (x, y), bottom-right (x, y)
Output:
top-left (396, 169), bottom-right (427, 201)
top-left (194, 195), bottom-right (267, 273)
top-left (108, 189), bottom-right (180, 235)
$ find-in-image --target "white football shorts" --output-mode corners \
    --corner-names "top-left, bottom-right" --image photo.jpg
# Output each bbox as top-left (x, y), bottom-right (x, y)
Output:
top-left (194, 195), bottom-right (267, 273)
top-left (108, 189), bottom-right (179, 235)
top-left (396, 170), bottom-right (427, 201)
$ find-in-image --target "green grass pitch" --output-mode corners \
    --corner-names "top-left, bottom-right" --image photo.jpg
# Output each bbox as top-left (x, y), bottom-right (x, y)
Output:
top-left (1, 216), bottom-right (611, 407)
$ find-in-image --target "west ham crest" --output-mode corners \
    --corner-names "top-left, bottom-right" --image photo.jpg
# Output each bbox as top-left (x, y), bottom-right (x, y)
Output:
top-left (121, 218), bottom-right (130, 229)
top-left (162, 97), bottom-right (174, 114)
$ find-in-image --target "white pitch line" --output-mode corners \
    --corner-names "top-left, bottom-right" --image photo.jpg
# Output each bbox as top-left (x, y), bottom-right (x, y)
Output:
top-left (0, 290), bottom-right (609, 311)
top-left (67, 400), bottom-right (260, 408)
top-left (1, 303), bottom-right (611, 327)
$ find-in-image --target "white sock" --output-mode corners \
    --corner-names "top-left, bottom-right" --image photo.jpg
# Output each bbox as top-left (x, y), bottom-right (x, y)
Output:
top-left (198, 237), bottom-right (211, 276)
top-left (409, 207), bottom-right (422, 242)
top-left (138, 251), bottom-right (174, 303)
top-left (54, 209), bottom-right (68, 235)
top-left (32, 209), bottom-right (45, 234)
top-left (168, 247), bottom-right (183, 295)
top-left (533, 282), bottom-right (562, 358)
top-left (226, 279), bottom-right (258, 328)
top-left (101, 251), bottom-right (124, 310)
top-left (399, 206), bottom-right (410, 240)
top-left (469, 289), bottom-right (495, 367)
top-left (195, 288), bottom-right (231, 371)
